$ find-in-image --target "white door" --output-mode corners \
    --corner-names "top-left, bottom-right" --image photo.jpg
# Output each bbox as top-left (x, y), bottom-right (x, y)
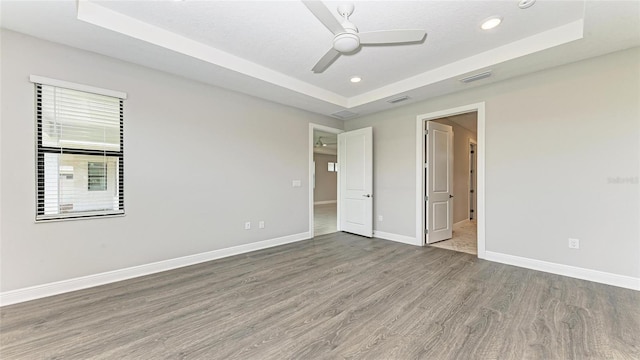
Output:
top-left (338, 127), bottom-right (373, 237)
top-left (426, 121), bottom-right (453, 244)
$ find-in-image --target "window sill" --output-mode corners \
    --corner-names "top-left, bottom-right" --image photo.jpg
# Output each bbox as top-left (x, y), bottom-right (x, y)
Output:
top-left (35, 212), bottom-right (126, 223)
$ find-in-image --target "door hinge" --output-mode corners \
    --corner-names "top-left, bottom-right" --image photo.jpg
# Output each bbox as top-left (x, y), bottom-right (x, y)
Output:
top-left (424, 162), bottom-right (428, 168)
top-left (424, 195), bottom-right (428, 201)
top-left (424, 130), bottom-right (428, 135)
top-left (424, 229), bottom-right (429, 234)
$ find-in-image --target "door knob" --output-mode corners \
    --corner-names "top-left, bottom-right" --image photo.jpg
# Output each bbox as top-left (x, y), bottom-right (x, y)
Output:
top-left (449, 194), bottom-right (454, 198)
top-left (363, 194), bottom-right (371, 198)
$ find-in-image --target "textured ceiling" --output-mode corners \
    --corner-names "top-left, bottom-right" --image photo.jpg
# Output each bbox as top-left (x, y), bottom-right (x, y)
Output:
top-left (1, 1), bottom-right (639, 119)
top-left (93, 0), bottom-right (583, 97)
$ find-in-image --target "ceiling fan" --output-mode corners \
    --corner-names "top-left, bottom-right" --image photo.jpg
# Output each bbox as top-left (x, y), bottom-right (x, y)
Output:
top-left (302, 1), bottom-right (427, 73)
top-left (315, 136), bottom-right (337, 147)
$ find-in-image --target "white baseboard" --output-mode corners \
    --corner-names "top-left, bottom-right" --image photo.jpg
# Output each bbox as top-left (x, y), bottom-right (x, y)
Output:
top-left (314, 200), bottom-right (337, 205)
top-left (484, 251), bottom-right (640, 291)
top-left (373, 231), bottom-right (420, 246)
top-left (0, 232), bottom-right (312, 306)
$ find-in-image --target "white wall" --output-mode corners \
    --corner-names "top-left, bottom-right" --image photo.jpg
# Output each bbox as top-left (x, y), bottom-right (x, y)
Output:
top-left (0, 30), bottom-right (343, 292)
top-left (346, 47), bottom-right (640, 279)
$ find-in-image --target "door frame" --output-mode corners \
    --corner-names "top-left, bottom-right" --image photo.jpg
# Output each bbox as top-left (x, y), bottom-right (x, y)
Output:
top-left (309, 123), bottom-right (343, 238)
top-left (415, 102), bottom-right (486, 258)
top-left (468, 139), bottom-right (477, 221)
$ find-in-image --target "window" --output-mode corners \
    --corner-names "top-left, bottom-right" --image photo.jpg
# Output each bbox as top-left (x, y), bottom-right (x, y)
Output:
top-left (88, 162), bottom-right (107, 191)
top-left (33, 76), bottom-right (126, 220)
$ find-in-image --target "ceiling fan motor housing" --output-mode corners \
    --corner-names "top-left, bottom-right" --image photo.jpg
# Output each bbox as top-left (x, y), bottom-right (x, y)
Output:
top-left (337, 3), bottom-right (355, 17)
top-left (333, 4), bottom-right (359, 53)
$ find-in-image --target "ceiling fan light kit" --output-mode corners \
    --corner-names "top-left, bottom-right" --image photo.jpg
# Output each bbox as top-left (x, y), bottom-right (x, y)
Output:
top-left (303, 1), bottom-right (427, 73)
top-left (333, 33), bottom-right (360, 52)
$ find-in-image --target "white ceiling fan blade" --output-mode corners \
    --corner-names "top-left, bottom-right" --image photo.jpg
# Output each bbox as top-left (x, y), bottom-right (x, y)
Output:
top-left (359, 30), bottom-right (427, 45)
top-left (312, 48), bottom-right (341, 73)
top-left (302, 1), bottom-right (345, 35)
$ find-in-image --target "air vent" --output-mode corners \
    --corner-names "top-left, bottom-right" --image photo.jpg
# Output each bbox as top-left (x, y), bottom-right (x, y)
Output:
top-left (460, 71), bottom-right (492, 84)
top-left (331, 110), bottom-right (359, 120)
top-left (387, 95), bottom-right (410, 104)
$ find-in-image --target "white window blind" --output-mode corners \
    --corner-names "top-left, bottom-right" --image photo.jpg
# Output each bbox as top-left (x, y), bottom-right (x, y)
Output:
top-left (35, 82), bottom-right (125, 220)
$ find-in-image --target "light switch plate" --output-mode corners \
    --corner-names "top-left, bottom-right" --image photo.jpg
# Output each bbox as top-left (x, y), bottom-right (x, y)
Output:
top-left (292, 180), bottom-right (301, 187)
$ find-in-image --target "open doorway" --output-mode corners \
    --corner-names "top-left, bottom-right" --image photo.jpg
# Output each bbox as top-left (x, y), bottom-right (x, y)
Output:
top-left (309, 124), bottom-right (342, 237)
top-left (313, 130), bottom-right (338, 236)
top-left (416, 103), bottom-right (485, 258)
top-left (428, 113), bottom-right (478, 255)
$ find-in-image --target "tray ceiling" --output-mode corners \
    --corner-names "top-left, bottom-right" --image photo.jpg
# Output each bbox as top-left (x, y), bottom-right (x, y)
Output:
top-left (2, 1), bottom-right (639, 119)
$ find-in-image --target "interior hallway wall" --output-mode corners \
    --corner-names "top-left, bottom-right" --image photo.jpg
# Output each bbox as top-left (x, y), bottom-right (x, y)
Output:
top-left (313, 153), bottom-right (338, 203)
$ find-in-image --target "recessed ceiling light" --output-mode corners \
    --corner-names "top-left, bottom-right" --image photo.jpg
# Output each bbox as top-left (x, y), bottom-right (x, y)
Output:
top-left (350, 76), bottom-right (362, 83)
top-left (481, 16), bottom-right (503, 30)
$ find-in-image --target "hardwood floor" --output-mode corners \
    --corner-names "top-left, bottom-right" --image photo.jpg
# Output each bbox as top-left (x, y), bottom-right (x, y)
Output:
top-left (1, 233), bottom-right (639, 359)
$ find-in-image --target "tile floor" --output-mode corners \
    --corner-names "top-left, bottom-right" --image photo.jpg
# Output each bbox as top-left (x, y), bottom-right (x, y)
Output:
top-left (429, 219), bottom-right (477, 255)
top-left (314, 203), bottom-right (476, 256)
top-left (314, 203), bottom-right (337, 236)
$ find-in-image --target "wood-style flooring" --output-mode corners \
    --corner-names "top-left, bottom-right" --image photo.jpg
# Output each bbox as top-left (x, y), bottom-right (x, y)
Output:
top-left (1, 232), bottom-right (639, 359)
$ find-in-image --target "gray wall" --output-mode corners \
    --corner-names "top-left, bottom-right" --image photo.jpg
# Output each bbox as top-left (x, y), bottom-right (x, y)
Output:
top-left (346, 47), bottom-right (640, 278)
top-left (432, 117), bottom-right (477, 223)
top-left (0, 30), bottom-right (343, 291)
top-left (313, 153), bottom-right (337, 203)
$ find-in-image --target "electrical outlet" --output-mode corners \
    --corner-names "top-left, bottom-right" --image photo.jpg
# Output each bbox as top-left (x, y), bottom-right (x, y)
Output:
top-left (378, 215), bottom-right (383, 222)
top-left (244, 222), bottom-right (251, 230)
top-left (259, 221), bottom-right (265, 229)
top-left (568, 238), bottom-right (580, 249)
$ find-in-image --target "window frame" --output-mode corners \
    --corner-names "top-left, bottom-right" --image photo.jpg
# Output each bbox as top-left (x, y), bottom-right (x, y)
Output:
top-left (33, 76), bottom-right (126, 221)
